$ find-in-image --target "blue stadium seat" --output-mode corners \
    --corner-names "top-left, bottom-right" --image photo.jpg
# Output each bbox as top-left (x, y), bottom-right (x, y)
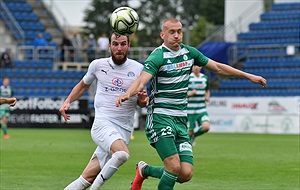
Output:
top-left (42, 79), bottom-right (52, 89)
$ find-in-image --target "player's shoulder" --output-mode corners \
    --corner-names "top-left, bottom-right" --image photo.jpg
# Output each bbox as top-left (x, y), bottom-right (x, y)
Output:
top-left (181, 43), bottom-right (199, 53)
top-left (150, 45), bottom-right (164, 55)
top-left (91, 57), bottom-right (109, 65)
top-left (127, 58), bottom-right (144, 69)
top-left (89, 58), bottom-right (110, 68)
top-left (145, 45), bottom-right (164, 63)
top-left (127, 58), bottom-right (143, 66)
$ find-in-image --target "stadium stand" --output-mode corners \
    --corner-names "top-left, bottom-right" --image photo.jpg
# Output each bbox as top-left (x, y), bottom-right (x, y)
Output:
top-left (0, 0), bottom-right (88, 99)
top-left (0, 1), bottom-right (299, 101)
top-left (211, 2), bottom-right (300, 97)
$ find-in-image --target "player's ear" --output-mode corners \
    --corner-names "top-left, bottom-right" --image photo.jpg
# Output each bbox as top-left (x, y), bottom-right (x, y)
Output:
top-left (160, 31), bottom-right (164, 39)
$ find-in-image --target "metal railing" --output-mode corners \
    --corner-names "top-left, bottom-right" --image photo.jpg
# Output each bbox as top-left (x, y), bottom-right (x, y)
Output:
top-left (0, 0), bottom-right (25, 44)
top-left (198, 1), bottom-right (264, 47)
top-left (12, 45), bottom-right (155, 65)
top-left (229, 43), bottom-right (300, 65)
top-left (42, 0), bottom-right (74, 36)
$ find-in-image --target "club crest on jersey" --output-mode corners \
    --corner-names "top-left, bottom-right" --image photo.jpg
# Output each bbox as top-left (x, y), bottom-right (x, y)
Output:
top-left (112, 78), bottom-right (124, 87)
top-left (127, 71), bottom-right (135, 77)
top-left (183, 55), bottom-right (188, 60)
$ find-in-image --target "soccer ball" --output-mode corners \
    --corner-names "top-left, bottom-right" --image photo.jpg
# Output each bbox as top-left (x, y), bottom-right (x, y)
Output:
top-left (110, 7), bottom-right (139, 36)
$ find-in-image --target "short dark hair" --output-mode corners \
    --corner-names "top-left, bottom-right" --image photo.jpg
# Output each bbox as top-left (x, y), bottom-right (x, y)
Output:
top-left (109, 32), bottom-right (130, 44)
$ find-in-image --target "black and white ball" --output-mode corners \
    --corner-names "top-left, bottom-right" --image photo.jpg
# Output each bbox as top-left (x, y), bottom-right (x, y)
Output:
top-left (110, 7), bottom-right (139, 36)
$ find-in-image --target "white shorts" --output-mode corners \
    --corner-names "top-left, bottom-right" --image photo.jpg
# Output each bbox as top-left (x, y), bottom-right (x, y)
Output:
top-left (90, 117), bottom-right (131, 168)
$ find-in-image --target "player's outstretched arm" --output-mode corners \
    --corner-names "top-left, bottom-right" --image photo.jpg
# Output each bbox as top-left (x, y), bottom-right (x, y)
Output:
top-left (0, 97), bottom-right (17, 106)
top-left (205, 59), bottom-right (267, 87)
top-left (116, 71), bottom-right (152, 107)
top-left (8, 97), bottom-right (17, 106)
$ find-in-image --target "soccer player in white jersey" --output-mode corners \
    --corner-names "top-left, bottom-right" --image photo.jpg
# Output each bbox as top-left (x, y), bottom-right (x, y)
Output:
top-left (187, 65), bottom-right (211, 146)
top-left (116, 18), bottom-right (267, 190)
top-left (59, 32), bottom-right (148, 190)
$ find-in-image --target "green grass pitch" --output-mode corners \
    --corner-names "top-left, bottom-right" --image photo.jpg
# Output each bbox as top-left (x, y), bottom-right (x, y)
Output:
top-left (0, 128), bottom-right (299, 190)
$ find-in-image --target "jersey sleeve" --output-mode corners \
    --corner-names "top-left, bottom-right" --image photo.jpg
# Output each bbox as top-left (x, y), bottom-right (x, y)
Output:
top-left (82, 60), bottom-right (97, 85)
top-left (189, 46), bottom-right (209, 66)
top-left (143, 48), bottom-right (163, 76)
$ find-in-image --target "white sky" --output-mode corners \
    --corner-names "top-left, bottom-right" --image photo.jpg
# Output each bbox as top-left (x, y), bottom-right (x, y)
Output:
top-left (47, 0), bottom-right (298, 27)
top-left (44, 0), bottom-right (141, 27)
top-left (43, 0), bottom-right (91, 26)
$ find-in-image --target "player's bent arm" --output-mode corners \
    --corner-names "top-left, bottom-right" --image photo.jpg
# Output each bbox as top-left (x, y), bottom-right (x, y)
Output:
top-left (60, 80), bottom-right (90, 120)
top-left (129, 71), bottom-right (152, 96)
top-left (65, 80), bottom-right (91, 104)
top-left (205, 59), bottom-right (266, 87)
top-left (188, 90), bottom-right (197, 97)
top-left (116, 71), bottom-right (152, 106)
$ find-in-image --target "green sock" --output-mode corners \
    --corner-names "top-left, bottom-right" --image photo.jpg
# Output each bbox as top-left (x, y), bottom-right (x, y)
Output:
top-left (158, 169), bottom-right (178, 190)
top-left (194, 126), bottom-right (207, 137)
top-left (1, 124), bottom-right (7, 135)
top-left (142, 165), bottom-right (164, 179)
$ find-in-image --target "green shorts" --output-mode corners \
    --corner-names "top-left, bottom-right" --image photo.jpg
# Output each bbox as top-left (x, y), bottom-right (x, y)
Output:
top-left (145, 113), bottom-right (193, 163)
top-left (187, 112), bottom-right (210, 130)
top-left (0, 109), bottom-right (10, 118)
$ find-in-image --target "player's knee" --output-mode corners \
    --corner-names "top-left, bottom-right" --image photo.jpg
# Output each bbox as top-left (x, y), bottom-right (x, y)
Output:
top-left (188, 130), bottom-right (194, 136)
top-left (178, 167), bottom-right (194, 183)
top-left (169, 163), bottom-right (181, 174)
top-left (1, 117), bottom-right (7, 124)
top-left (203, 122), bottom-right (210, 132)
top-left (163, 155), bottom-right (181, 174)
top-left (113, 151), bottom-right (130, 164)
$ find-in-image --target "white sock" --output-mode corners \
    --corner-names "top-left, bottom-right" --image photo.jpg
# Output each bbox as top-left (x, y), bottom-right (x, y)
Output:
top-left (89, 151), bottom-right (130, 190)
top-left (64, 175), bottom-right (91, 190)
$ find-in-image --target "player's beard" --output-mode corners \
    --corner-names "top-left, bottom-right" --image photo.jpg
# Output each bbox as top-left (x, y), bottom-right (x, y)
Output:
top-left (112, 53), bottom-right (127, 65)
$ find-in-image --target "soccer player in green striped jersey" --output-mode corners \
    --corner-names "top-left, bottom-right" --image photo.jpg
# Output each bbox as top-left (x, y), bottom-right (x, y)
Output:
top-left (116, 18), bottom-right (267, 190)
top-left (0, 77), bottom-right (14, 139)
top-left (187, 65), bottom-right (210, 146)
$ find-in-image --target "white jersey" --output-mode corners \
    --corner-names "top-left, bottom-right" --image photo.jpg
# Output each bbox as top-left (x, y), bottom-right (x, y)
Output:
top-left (83, 57), bottom-right (143, 131)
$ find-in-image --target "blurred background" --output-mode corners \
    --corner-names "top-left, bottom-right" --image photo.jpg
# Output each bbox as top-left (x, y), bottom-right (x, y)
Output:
top-left (0, 0), bottom-right (299, 133)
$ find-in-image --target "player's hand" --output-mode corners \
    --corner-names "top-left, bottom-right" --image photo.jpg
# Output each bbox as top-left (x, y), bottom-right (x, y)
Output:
top-left (137, 90), bottom-right (149, 107)
top-left (9, 97), bottom-right (17, 107)
top-left (250, 75), bottom-right (267, 88)
top-left (192, 89), bottom-right (197, 95)
top-left (116, 94), bottom-right (130, 107)
top-left (59, 101), bottom-right (71, 121)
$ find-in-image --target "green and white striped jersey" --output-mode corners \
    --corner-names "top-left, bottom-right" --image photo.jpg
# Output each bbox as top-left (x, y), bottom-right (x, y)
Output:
top-left (0, 85), bottom-right (14, 110)
top-left (187, 73), bottom-right (209, 115)
top-left (143, 43), bottom-right (209, 117)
